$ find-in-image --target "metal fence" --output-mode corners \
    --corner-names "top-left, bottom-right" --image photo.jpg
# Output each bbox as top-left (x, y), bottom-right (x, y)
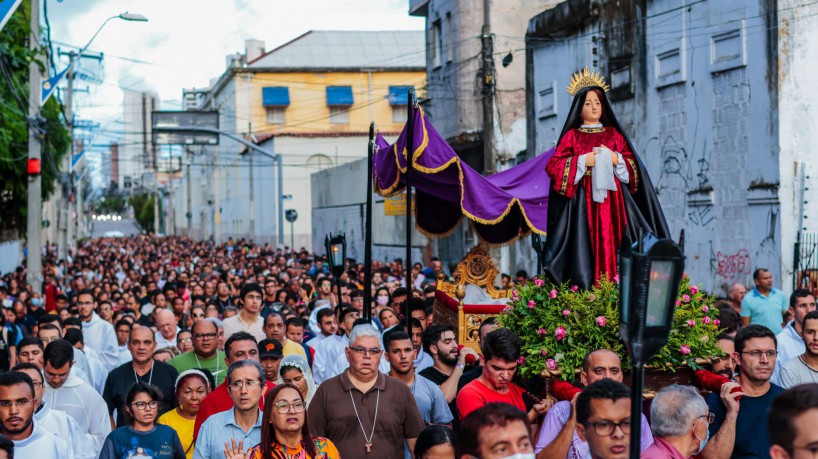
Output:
top-left (793, 232), bottom-right (818, 296)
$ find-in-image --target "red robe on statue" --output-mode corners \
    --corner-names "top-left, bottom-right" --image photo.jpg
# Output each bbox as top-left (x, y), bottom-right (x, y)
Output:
top-left (545, 127), bottom-right (639, 284)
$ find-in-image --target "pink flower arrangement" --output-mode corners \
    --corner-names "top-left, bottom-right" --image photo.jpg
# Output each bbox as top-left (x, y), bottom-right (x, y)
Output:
top-left (680, 344), bottom-right (691, 355)
top-left (541, 349), bottom-right (549, 357)
top-left (702, 316), bottom-right (711, 325)
top-left (682, 272), bottom-right (689, 280)
top-left (687, 319), bottom-right (696, 327)
top-left (537, 328), bottom-right (547, 336)
top-left (562, 309), bottom-right (571, 316)
top-left (701, 305), bottom-right (709, 313)
top-left (596, 316), bottom-right (607, 327)
top-left (533, 278), bottom-right (545, 287)
top-left (555, 326), bottom-right (566, 341)
top-left (613, 274), bottom-right (620, 283)
top-left (502, 306), bottom-right (511, 313)
top-left (587, 293), bottom-right (597, 302)
top-left (676, 299), bottom-right (682, 307)
top-left (511, 290), bottom-right (519, 301)
top-left (713, 319), bottom-right (721, 326)
top-left (550, 289), bottom-right (558, 299)
top-left (546, 359), bottom-right (557, 370)
top-left (528, 300), bottom-right (536, 309)
top-left (571, 285), bottom-right (579, 292)
top-left (682, 294), bottom-right (691, 303)
top-left (690, 285), bottom-right (699, 295)
top-left (517, 356), bottom-right (526, 365)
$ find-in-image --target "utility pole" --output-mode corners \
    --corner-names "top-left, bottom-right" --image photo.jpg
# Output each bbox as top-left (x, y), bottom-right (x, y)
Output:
top-left (481, 0), bottom-right (496, 175)
top-left (186, 153), bottom-right (192, 236)
top-left (26, 0), bottom-right (43, 293)
top-left (248, 122), bottom-right (255, 241)
top-left (59, 52), bottom-right (74, 260)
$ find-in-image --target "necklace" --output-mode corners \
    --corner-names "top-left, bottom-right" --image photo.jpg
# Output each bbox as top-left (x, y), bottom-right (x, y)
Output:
top-left (134, 361), bottom-right (154, 386)
top-left (349, 388), bottom-right (380, 453)
top-left (195, 352), bottom-right (221, 376)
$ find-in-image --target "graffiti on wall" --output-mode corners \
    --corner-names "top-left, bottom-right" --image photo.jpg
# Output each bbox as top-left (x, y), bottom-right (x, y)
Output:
top-left (715, 248), bottom-right (752, 284)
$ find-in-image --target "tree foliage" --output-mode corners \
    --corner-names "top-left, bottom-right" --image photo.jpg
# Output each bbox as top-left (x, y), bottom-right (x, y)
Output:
top-left (0, 0), bottom-right (71, 237)
top-left (96, 195), bottom-right (126, 214)
top-left (129, 193), bottom-right (157, 233)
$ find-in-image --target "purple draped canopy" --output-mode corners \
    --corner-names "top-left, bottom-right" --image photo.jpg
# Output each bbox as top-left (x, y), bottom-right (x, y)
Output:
top-left (373, 106), bottom-right (554, 245)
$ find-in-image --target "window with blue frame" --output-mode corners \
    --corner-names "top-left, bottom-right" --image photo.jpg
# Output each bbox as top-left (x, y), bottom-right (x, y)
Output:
top-left (388, 86), bottom-right (414, 123)
top-left (262, 87), bottom-right (290, 125)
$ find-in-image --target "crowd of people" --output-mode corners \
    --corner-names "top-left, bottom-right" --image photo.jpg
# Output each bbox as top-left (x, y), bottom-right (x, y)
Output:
top-left (0, 235), bottom-right (815, 459)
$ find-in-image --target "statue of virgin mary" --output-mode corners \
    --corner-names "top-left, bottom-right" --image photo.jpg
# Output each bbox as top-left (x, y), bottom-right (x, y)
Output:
top-left (541, 68), bottom-right (670, 290)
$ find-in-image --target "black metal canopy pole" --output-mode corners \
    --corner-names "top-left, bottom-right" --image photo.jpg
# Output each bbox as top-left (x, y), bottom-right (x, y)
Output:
top-left (404, 89), bottom-right (415, 333)
top-left (364, 122), bottom-right (375, 322)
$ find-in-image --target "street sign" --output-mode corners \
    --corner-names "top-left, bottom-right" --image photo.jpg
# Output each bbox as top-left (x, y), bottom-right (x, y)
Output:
top-left (0, 0), bottom-right (21, 34)
top-left (384, 192), bottom-right (415, 216)
top-left (152, 111), bottom-right (219, 145)
top-left (285, 209), bottom-right (298, 223)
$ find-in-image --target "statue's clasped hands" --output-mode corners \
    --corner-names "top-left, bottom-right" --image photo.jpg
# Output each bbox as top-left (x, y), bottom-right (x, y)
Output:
top-left (583, 144), bottom-right (618, 167)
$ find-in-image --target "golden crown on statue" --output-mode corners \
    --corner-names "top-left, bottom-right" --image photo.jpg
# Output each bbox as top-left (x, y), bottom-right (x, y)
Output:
top-left (566, 66), bottom-right (610, 96)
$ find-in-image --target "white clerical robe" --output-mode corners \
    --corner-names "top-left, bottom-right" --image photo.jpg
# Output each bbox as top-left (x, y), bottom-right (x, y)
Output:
top-left (81, 313), bottom-right (119, 372)
top-left (12, 420), bottom-right (74, 459)
top-left (312, 334), bottom-right (348, 385)
top-left (35, 401), bottom-right (97, 459)
top-left (43, 373), bottom-right (111, 452)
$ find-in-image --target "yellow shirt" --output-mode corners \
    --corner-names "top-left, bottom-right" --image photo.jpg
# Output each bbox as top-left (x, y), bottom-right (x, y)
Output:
top-left (282, 339), bottom-right (308, 360)
top-left (158, 408), bottom-right (196, 459)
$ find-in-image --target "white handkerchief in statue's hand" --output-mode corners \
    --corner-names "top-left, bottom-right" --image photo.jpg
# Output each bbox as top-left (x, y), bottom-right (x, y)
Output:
top-left (591, 147), bottom-right (618, 203)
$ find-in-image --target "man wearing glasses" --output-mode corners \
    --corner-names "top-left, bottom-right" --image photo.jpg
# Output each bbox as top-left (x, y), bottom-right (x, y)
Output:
top-left (194, 360), bottom-right (266, 459)
top-left (309, 324), bottom-right (425, 459)
top-left (192, 332), bottom-right (275, 440)
top-left (0, 371), bottom-right (71, 457)
top-left (706, 324), bottom-right (783, 458)
top-left (169, 318), bottom-right (227, 385)
top-left (575, 379), bottom-right (632, 459)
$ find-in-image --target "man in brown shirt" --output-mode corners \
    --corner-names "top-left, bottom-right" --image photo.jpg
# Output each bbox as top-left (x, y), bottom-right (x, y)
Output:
top-left (308, 323), bottom-right (425, 458)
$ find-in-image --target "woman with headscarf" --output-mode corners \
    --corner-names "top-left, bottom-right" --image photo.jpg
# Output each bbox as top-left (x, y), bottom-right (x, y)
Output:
top-left (276, 354), bottom-right (316, 405)
top-left (158, 369), bottom-right (211, 459)
top-left (542, 67), bottom-right (669, 290)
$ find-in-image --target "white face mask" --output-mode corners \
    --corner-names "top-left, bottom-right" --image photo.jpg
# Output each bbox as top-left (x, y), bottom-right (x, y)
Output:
top-left (376, 296), bottom-right (389, 306)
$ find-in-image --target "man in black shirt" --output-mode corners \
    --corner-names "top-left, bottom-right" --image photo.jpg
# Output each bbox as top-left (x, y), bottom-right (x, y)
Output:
top-left (102, 326), bottom-right (178, 427)
top-left (418, 324), bottom-right (478, 431)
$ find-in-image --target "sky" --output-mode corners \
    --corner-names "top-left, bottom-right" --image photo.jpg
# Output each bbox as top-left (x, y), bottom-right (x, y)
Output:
top-left (46, 0), bottom-right (424, 163)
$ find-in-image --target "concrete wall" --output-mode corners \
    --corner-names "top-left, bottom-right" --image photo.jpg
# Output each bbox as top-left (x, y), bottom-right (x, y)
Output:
top-left (777, 0), bottom-right (818, 289)
top-left (311, 158), bottom-right (426, 264)
top-left (528, 0), bottom-right (784, 294)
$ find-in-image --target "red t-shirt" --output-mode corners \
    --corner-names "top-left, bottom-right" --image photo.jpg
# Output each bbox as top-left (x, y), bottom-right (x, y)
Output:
top-left (456, 378), bottom-right (527, 420)
top-left (193, 380), bottom-right (275, 439)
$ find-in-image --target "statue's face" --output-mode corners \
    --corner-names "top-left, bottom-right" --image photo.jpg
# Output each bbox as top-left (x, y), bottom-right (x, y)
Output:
top-left (581, 90), bottom-right (603, 124)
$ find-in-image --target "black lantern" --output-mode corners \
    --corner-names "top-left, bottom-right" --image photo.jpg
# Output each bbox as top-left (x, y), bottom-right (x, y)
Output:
top-left (618, 233), bottom-right (685, 459)
top-left (324, 233), bottom-right (346, 304)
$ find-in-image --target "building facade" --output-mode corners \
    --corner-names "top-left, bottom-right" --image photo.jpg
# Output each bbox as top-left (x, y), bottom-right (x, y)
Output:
top-left (527, 0), bottom-right (818, 293)
top-left (172, 31), bottom-right (426, 249)
top-left (410, 0), bottom-right (559, 276)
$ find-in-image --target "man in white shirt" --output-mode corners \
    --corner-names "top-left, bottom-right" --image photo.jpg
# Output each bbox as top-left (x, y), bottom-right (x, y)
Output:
top-left (42, 339), bottom-right (111, 452)
top-left (76, 290), bottom-right (119, 372)
top-left (306, 303), bottom-right (335, 346)
top-left (313, 307), bottom-right (358, 384)
top-left (773, 289), bottom-right (817, 384)
top-left (222, 283), bottom-right (265, 341)
top-left (14, 363), bottom-right (96, 459)
top-left (114, 319), bottom-right (132, 365)
top-left (154, 309), bottom-right (180, 350)
top-left (0, 370), bottom-right (73, 458)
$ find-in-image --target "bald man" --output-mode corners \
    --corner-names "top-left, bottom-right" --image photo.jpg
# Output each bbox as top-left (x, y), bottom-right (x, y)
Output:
top-left (534, 349), bottom-right (654, 459)
top-left (728, 283), bottom-right (747, 315)
top-left (154, 309), bottom-right (180, 350)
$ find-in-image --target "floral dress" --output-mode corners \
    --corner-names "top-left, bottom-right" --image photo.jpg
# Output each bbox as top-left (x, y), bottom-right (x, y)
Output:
top-left (250, 437), bottom-right (341, 459)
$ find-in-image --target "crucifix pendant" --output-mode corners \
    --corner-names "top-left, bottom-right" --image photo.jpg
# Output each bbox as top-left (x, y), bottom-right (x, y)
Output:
top-left (365, 442), bottom-right (372, 453)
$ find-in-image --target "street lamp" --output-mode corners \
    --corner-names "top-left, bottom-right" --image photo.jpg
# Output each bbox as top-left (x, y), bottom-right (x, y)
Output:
top-left (618, 233), bottom-right (685, 459)
top-left (325, 233), bottom-right (346, 306)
